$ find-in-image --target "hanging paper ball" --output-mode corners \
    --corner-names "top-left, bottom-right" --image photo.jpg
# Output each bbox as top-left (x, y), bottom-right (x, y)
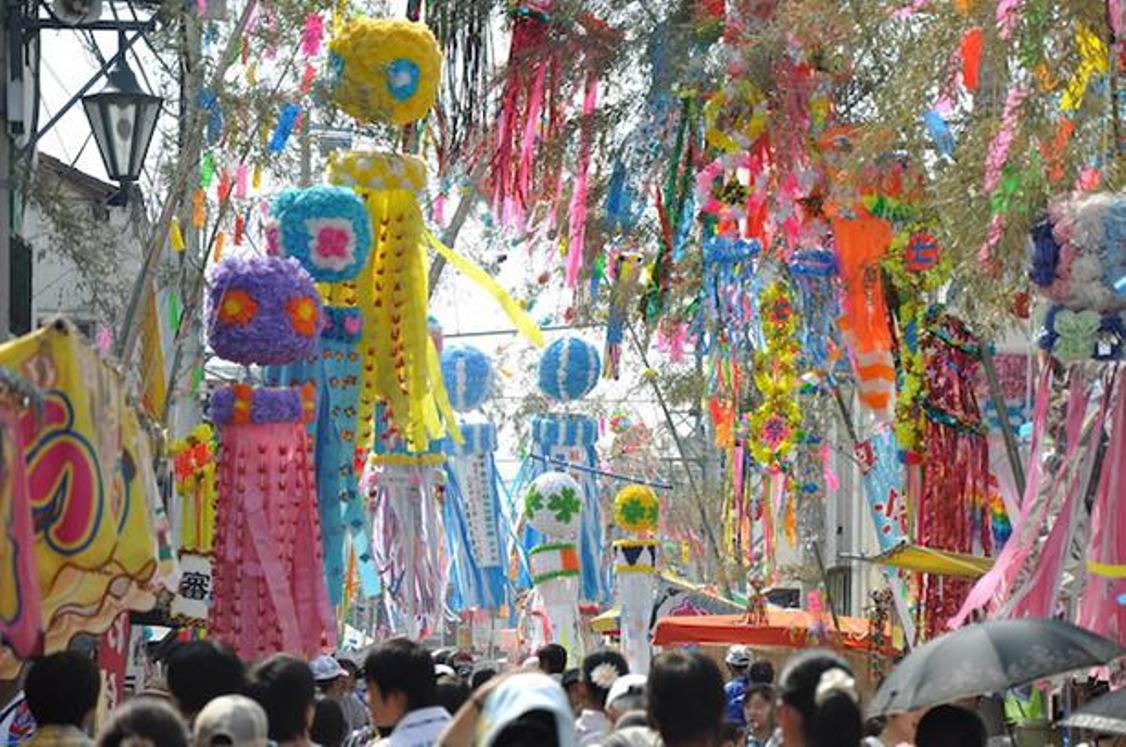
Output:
top-left (207, 256), bottom-right (323, 365)
top-left (269, 186), bottom-right (372, 282)
top-left (524, 471), bottom-right (582, 540)
top-left (440, 346), bottom-right (493, 412)
top-left (327, 19), bottom-right (441, 126)
top-left (613, 484), bottom-right (660, 535)
top-left (538, 337), bottom-right (600, 402)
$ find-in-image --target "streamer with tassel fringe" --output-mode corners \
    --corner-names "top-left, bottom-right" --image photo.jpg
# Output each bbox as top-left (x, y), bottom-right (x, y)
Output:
top-left (603, 252), bottom-right (643, 380)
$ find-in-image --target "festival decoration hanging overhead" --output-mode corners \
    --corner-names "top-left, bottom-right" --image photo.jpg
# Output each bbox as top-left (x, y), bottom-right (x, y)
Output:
top-left (168, 424), bottom-right (218, 623)
top-left (525, 470), bottom-right (584, 663)
top-left (612, 484), bottom-right (660, 674)
top-left (206, 258), bottom-right (334, 659)
top-left (438, 346), bottom-right (509, 612)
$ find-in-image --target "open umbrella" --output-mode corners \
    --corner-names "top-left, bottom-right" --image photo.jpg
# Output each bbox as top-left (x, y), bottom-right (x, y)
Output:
top-left (869, 619), bottom-right (1124, 716)
top-left (1060, 687), bottom-right (1126, 736)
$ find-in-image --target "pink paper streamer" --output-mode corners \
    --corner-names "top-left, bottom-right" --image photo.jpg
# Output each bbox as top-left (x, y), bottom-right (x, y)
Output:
top-left (301, 13), bottom-right (323, 57)
top-left (892, 0), bottom-right (930, 20)
top-left (983, 87), bottom-right (1027, 194)
top-left (996, 0), bottom-right (1023, 40)
top-left (235, 163), bottom-right (248, 200)
top-left (565, 72), bottom-right (598, 288)
top-left (1077, 373), bottom-right (1126, 645)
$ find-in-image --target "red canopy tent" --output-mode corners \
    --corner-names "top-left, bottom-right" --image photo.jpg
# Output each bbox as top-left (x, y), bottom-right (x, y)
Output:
top-left (652, 609), bottom-right (897, 656)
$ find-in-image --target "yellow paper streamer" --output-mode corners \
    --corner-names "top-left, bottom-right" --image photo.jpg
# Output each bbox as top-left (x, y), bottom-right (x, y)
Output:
top-left (423, 230), bottom-right (545, 347)
top-left (169, 218), bottom-right (186, 253)
top-left (1060, 25), bottom-right (1108, 111)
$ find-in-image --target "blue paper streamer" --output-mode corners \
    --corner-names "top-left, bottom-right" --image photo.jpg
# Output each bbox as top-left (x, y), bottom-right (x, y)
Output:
top-left (923, 110), bottom-right (955, 157)
top-left (269, 103), bottom-right (301, 154)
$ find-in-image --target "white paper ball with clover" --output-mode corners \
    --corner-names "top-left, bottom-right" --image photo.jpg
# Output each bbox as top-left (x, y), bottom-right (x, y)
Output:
top-left (524, 471), bottom-right (583, 541)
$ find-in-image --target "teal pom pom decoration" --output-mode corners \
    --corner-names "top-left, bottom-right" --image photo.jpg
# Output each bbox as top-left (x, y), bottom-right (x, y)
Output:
top-left (270, 185), bottom-right (373, 283)
top-left (538, 337), bottom-right (600, 402)
top-left (440, 345), bottom-right (493, 412)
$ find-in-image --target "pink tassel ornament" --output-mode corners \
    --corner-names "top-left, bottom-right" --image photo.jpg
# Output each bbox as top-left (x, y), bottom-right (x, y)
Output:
top-left (301, 13), bottom-right (324, 57)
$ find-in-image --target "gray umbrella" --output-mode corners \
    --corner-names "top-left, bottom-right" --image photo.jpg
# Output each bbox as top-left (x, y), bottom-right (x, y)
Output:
top-left (869, 619), bottom-right (1124, 716)
top-left (1060, 687), bottom-right (1126, 736)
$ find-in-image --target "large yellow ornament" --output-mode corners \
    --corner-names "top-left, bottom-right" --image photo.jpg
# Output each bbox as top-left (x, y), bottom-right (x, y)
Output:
top-left (613, 484), bottom-right (660, 535)
top-left (328, 19), bottom-right (441, 125)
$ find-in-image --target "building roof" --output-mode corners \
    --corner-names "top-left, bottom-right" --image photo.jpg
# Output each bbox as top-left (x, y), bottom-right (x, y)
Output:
top-left (36, 152), bottom-right (116, 201)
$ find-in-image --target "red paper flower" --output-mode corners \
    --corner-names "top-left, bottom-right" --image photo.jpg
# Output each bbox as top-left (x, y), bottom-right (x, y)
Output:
top-left (287, 295), bottom-right (320, 336)
top-left (217, 289), bottom-right (258, 326)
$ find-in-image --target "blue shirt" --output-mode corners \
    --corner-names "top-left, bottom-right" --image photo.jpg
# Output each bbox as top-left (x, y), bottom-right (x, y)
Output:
top-left (724, 677), bottom-right (748, 726)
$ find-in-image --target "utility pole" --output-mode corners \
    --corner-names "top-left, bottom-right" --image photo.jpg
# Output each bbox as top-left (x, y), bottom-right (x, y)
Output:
top-left (0, 0), bottom-right (11, 341)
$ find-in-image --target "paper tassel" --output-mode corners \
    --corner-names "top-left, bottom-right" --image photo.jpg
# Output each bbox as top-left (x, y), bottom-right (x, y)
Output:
top-left (269, 104), bottom-right (301, 153)
top-left (235, 163), bottom-right (248, 199)
top-left (301, 13), bottom-right (324, 57)
top-left (961, 27), bottom-right (983, 90)
top-left (192, 188), bottom-right (206, 228)
top-left (983, 86), bottom-right (1026, 194)
top-left (168, 291), bottom-right (182, 331)
top-left (1061, 25), bottom-right (1109, 111)
top-left (995, 0), bottom-right (1021, 40)
top-left (170, 217), bottom-right (186, 252)
top-left (234, 213), bottom-right (245, 245)
top-left (252, 164), bottom-right (262, 190)
top-left (213, 232), bottom-right (226, 262)
top-left (923, 110), bottom-right (955, 157)
top-left (301, 64), bottom-right (317, 94)
top-left (565, 73), bottom-right (599, 288)
top-left (201, 151), bottom-right (215, 188)
top-left (217, 169), bottom-right (232, 203)
top-left (195, 0), bottom-right (206, 16)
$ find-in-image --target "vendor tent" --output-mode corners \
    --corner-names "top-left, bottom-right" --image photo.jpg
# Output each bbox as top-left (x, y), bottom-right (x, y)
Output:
top-left (652, 609), bottom-right (896, 656)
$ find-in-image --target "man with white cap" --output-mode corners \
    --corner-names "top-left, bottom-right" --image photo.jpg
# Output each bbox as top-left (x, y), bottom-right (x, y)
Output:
top-left (193, 694), bottom-right (269, 747)
top-left (604, 674), bottom-right (647, 729)
top-left (722, 645), bottom-right (753, 727)
top-left (312, 654), bottom-right (370, 735)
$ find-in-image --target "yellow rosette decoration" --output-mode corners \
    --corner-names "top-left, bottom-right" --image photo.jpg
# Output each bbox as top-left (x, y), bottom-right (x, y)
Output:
top-left (328, 19), bottom-right (441, 126)
top-left (612, 483), bottom-right (660, 674)
top-left (750, 281), bottom-right (801, 469)
top-left (613, 484), bottom-right (660, 535)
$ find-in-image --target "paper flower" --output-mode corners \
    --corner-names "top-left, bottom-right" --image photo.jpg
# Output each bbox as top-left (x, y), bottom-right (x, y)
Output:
top-left (207, 256), bottom-right (323, 365)
top-left (328, 18), bottom-right (441, 125)
top-left (271, 186), bottom-right (372, 282)
top-left (589, 662), bottom-right (622, 690)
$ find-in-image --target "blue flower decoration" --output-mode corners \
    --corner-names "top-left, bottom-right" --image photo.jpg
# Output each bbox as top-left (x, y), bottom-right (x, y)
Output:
top-left (538, 337), bottom-right (600, 402)
top-left (386, 58), bottom-right (421, 102)
top-left (271, 186), bottom-right (373, 283)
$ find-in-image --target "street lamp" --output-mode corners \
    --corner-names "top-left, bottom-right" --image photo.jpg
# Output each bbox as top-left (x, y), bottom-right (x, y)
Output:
top-left (81, 47), bottom-right (161, 192)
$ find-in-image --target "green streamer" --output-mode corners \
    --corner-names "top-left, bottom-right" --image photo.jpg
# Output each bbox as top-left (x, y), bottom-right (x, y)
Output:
top-left (201, 152), bottom-right (215, 188)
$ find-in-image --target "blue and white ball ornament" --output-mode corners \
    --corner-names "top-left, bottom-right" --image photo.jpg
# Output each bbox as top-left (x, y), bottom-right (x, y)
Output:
top-left (440, 346), bottom-right (493, 412)
top-left (538, 337), bottom-right (600, 402)
top-left (269, 186), bottom-right (373, 283)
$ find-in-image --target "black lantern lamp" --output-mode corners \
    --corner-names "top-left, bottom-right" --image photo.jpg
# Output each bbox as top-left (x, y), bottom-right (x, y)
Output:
top-left (82, 45), bottom-right (161, 196)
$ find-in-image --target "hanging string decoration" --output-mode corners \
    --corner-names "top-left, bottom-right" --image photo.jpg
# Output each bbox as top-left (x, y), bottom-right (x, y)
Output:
top-left (327, 19), bottom-right (442, 126)
top-left (265, 186), bottom-right (380, 609)
top-left (789, 248), bottom-right (840, 373)
top-left (168, 424), bottom-right (218, 623)
top-left (612, 484), bottom-right (660, 674)
top-left (916, 317), bottom-right (990, 638)
top-left (438, 346), bottom-right (508, 611)
top-left (750, 281), bottom-right (801, 470)
top-left (206, 259), bottom-right (334, 658)
top-left (603, 252), bottom-right (643, 380)
top-left (701, 236), bottom-right (760, 355)
top-left (525, 471), bottom-right (584, 663)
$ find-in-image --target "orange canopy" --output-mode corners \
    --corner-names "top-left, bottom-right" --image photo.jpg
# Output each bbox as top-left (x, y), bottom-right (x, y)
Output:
top-left (652, 610), bottom-right (896, 656)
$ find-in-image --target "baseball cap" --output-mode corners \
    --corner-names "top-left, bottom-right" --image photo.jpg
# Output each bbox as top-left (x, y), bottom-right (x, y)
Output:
top-left (475, 672), bottom-right (575, 746)
top-left (311, 654), bottom-right (347, 682)
top-left (606, 673), bottom-right (647, 709)
top-left (193, 695), bottom-right (268, 747)
top-left (725, 645), bottom-right (752, 667)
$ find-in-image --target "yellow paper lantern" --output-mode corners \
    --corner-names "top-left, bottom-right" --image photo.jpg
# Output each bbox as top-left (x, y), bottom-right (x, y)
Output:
top-left (613, 484), bottom-right (660, 535)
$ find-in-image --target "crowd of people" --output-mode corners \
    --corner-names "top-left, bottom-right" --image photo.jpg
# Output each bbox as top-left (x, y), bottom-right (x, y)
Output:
top-left (15, 639), bottom-right (995, 747)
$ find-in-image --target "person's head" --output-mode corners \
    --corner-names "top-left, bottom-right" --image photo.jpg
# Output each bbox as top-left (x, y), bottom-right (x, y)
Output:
top-left (581, 649), bottom-right (629, 712)
top-left (472, 668), bottom-right (498, 692)
top-left (744, 683), bottom-right (776, 738)
top-left (96, 697), bottom-right (189, 747)
top-left (881, 709), bottom-right (924, 743)
top-left (362, 637), bottom-right (437, 728)
top-left (647, 650), bottom-right (725, 747)
top-left (24, 651), bottom-right (100, 729)
top-left (192, 694), bottom-right (269, 747)
top-left (477, 672), bottom-right (574, 747)
top-left (561, 668), bottom-right (582, 717)
top-left (338, 659), bottom-right (360, 691)
top-left (719, 721), bottom-right (745, 747)
top-left (777, 650), bottom-right (862, 747)
top-left (725, 645), bottom-right (751, 677)
top-left (435, 675), bottom-right (470, 714)
top-left (245, 653), bottom-right (316, 743)
top-left (311, 654), bottom-right (348, 698)
top-left (166, 640), bottom-right (246, 720)
top-left (605, 673), bottom-right (647, 725)
top-left (915, 704), bottom-right (987, 747)
top-left (749, 659), bottom-right (775, 685)
top-left (536, 644), bottom-right (568, 676)
top-left (310, 697), bottom-right (347, 747)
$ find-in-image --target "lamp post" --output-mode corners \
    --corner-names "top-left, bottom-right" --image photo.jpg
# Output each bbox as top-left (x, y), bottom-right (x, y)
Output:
top-left (82, 38), bottom-right (162, 200)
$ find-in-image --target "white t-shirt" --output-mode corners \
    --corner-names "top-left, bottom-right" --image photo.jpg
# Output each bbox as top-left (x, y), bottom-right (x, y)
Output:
top-left (382, 706), bottom-right (451, 747)
top-left (576, 709), bottom-right (612, 746)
